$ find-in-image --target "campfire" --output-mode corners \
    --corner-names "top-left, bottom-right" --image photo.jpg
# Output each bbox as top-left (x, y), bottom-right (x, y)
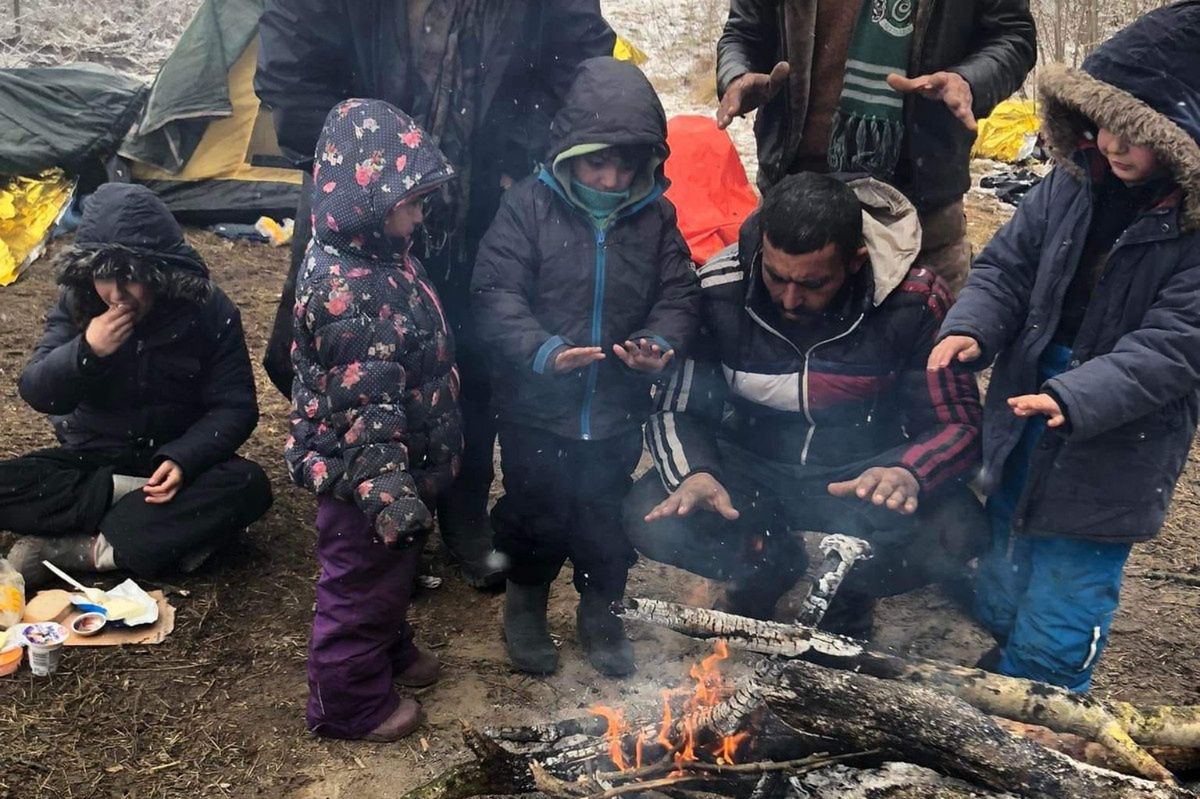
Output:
top-left (589, 640), bottom-right (750, 774)
top-left (404, 595), bottom-right (1200, 799)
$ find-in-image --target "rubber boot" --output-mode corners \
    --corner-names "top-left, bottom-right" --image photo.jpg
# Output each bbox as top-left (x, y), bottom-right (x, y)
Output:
top-left (503, 581), bottom-right (558, 674)
top-left (576, 591), bottom-right (635, 678)
top-left (438, 488), bottom-right (505, 592)
top-left (6, 534), bottom-right (112, 590)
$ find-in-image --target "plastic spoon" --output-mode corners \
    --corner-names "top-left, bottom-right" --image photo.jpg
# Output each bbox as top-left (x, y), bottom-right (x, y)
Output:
top-left (41, 560), bottom-right (107, 604)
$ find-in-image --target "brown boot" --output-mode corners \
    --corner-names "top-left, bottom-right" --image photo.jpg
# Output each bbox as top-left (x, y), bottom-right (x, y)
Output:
top-left (395, 649), bottom-right (441, 688)
top-left (361, 698), bottom-right (422, 742)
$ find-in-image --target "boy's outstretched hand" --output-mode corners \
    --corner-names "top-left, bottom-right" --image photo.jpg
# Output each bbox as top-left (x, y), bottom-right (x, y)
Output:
top-left (928, 335), bottom-right (982, 371)
top-left (613, 338), bottom-right (675, 373)
top-left (1008, 393), bottom-right (1067, 428)
top-left (552, 346), bottom-right (606, 374)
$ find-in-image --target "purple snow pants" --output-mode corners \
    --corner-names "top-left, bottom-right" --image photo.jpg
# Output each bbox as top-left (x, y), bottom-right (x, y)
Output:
top-left (307, 497), bottom-right (421, 739)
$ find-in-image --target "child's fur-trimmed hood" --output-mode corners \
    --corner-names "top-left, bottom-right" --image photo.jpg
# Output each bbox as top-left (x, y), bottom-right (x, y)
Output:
top-left (55, 183), bottom-right (211, 322)
top-left (1038, 2), bottom-right (1200, 231)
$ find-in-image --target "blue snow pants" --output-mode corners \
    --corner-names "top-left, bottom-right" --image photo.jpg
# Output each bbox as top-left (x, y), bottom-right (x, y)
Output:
top-left (975, 344), bottom-right (1132, 692)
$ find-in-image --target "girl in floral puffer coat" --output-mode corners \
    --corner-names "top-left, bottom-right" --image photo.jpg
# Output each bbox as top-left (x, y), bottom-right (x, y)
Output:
top-left (286, 99), bottom-right (462, 743)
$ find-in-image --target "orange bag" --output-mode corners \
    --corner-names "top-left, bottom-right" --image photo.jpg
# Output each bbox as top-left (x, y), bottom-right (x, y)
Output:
top-left (663, 115), bottom-right (759, 265)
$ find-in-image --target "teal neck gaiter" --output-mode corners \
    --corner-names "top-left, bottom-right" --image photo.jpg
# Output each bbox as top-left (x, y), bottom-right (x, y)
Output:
top-left (570, 179), bottom-right (630, 222)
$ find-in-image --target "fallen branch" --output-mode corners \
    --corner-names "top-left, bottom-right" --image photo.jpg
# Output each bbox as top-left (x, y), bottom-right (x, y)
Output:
top-left (1130, 571), bottom-right (1200, 588)
top-left (759, 660), bottom-right (1193, 799)
top-left (617, 598), bottom-right (1175, 783)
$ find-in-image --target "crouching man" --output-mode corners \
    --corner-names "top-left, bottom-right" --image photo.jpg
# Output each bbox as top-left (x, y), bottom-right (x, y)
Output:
top-left (624, 173), bottom-right (985, 635)
top-left (1, 183), bottom-right (272, 587)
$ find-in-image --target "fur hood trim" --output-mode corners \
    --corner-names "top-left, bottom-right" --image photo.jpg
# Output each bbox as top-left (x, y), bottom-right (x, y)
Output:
top-left (55, 243), bottom-right (212, 323)
top-left (1039, 63), bottom-right (1200, 232)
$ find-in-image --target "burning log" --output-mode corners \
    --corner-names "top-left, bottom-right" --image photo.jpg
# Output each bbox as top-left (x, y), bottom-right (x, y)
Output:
top-left (758, 659), bottom-right (1192, 799)
top-left (403, 597), bottom-right (1200, 799)
top-left (615, 597), bottom-right (1178, 782)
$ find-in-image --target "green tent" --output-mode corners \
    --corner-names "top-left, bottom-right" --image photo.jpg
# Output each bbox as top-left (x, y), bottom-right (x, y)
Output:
top-left (0, 63), bottom-right (146, 178)
top-left (120, 0), bottom-right (301, 223)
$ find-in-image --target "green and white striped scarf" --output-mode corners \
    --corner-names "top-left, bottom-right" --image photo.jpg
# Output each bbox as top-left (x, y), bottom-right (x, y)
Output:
top-left (828, 0), bottom-right (915, 180)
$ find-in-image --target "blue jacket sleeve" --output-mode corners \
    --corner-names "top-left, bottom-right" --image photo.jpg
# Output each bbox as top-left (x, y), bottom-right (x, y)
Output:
top-left (938, 168), bottom-right (1062, 365)
top-left (1044, 257), bottom-right (1200, 441)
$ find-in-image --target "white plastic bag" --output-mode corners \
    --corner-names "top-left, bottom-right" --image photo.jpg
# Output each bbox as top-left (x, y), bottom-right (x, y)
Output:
top-left (0, 558), bottom-right (25, 629)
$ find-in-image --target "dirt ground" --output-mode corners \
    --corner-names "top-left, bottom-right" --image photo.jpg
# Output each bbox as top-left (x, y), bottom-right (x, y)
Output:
top-left (4, 3), bottom-right (1200, 797)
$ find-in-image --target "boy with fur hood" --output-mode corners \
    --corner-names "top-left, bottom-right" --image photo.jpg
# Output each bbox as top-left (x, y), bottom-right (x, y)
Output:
top-left (931, 1), bottom-right (1200, 691)
top-left (1, 183), bottom-right (272, 587)
top-left (286, 99), bottom-right (462, 742)
top-left (472, 57), bottom-right (700, 677)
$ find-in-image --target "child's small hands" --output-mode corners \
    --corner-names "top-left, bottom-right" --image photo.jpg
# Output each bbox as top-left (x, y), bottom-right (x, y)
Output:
top-left (613, 339), bottom-right (675, 373)
top-left (1008, 393), bottom-right (1066, 428)
top-left (928, 335), bottom-right (982, 371)
top-left (552, 346), bottom-right (605, 374)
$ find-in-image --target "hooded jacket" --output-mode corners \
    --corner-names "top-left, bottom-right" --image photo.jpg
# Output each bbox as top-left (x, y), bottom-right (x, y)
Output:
top-left (939, 1), bottom-right (1200, 543)
top-left (717, 0), bottom-right (1036, 210)
top-left (648, 178), bottom-right (981, 495)
top-left (286, 100), bottom-right (463, 548)
top-left (19, 183), bottom-right (258, 479)
top-left (471, 57), bottom-right (700, 441)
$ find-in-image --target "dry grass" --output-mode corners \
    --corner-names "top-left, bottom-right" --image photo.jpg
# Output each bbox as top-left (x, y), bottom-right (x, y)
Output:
top-left (0, 0), bottom-right (199, 77)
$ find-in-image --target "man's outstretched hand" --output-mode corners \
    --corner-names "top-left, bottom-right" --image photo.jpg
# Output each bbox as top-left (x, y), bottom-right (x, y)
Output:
top-left (828, 466), bottom-right (921, 515)
top-left (886, 71), bottom-right (977, 131)
top-left (1008, 393), bottom-right (1067, 428)
top-left (717, 61), bottom-right (790, 129)
top-left (645, 472), bottom-right (740, 522)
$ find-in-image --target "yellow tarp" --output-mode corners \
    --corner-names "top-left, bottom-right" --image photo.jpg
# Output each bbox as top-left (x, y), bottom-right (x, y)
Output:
top-left (614, 35), bottom-right (648, 66)
top-left (0, 170), bottom-right (76, 287)
top-left (972, 98), bottom-right (1040, 163)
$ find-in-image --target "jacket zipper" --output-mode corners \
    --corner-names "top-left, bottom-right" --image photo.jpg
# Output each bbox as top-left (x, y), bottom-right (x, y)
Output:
top-left (580, 227), bottom-right (607, 440)
top-left (538, 169), bottom-right (664, 441)
top-left (745, 306), bottom-right (865, 465)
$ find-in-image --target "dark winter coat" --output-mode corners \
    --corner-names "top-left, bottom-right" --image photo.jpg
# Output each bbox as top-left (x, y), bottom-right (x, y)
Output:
top-left (470, 58), bottom-right (700, 441)
top-left (939, 1), bottom-right (1200, 544)
top-left (648, 178), bottom-right (981, 495)
top-left (286, 100), bottom-right (462, 548)
top-left (717, 0), bottom-right (1036, 210)
top-left (19, 183), bottom-right (258, 480)
top-left (255, 0), bottom-right (614, 191)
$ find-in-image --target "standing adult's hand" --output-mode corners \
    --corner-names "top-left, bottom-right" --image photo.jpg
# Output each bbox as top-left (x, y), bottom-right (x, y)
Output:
top-left (84, 304), bottom-right (136, 358)
top-left (886, 72), bottom-right (977, 132)
top-left (644, 473), bottom-right (740, 522)
top-left (716, 61), bottom-right (791, 129)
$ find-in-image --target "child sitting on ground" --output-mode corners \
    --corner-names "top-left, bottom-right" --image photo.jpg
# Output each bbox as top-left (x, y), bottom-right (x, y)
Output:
top-left (930, 2), bottom-right (1200, 691)
top-left (1, 183), bottom-right (272, 587)
top-left (472, 57), bottom-right (699, 678)
top-left (286, 99), bottom-right (462, 742)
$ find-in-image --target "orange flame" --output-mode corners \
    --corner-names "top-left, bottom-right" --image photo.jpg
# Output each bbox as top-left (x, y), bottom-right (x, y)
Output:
top-left (590, 641), bottom-right (749, 774)
top-left (588, 703), bottom-right (629, 771)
